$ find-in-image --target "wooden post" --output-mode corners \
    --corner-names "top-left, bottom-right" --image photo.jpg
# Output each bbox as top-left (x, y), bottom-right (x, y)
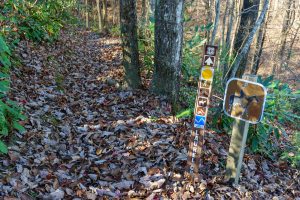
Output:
top-left (225, 74), bottom-right (257, 184)
top-left (186, 129), bottom-right (204, 182)
top-left (186, 45), bottom-right (218, 182)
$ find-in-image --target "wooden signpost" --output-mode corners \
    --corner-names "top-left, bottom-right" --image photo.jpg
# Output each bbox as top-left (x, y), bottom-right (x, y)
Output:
top-left (186, 45), bottom-right (218, 181)
top-left (224, 74), bottom-right (267, 184)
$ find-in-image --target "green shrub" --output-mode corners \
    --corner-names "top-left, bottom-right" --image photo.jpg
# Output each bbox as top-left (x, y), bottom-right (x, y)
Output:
top-left (0, 0), bottom-right (79, 154)
top-left (0, 34), bottom-right (26, 154)
top-left (246, 76), bottom-right (300, 157)
top-left (281, 131), bottom-right (300, 167)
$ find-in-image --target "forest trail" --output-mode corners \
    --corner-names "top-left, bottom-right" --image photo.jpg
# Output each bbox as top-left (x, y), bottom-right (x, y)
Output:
top-left (2, 28), bottom-right (299, 199)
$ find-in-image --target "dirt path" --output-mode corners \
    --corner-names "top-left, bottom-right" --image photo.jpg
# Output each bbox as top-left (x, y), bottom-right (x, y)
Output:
top-left (1, 29), bottom-right (299, 199)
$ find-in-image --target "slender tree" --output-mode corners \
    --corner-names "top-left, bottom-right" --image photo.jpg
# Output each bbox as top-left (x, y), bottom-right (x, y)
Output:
top-left (274, 0), bottom-right (295, 75)
top-left (102, 0), bottom-right (108, 28)
top-left (210, 0), bottom-right (220, 45)
top-left (96, 0), bottom-right (103, 31)
top-left (228, 0), bottom-right (270, 79)
top-left (251, 0), bottom-right (270, 74)
top-left (120, 0), bottom-right (141, 89)
top-left (151, 0), bottom-right (184, 113)
top-left (85, 0), bottom-right (89, 28)
top-left (222, 0), bottom-right (235, 81)
top-left (230, 0), bottom-right (260, 78)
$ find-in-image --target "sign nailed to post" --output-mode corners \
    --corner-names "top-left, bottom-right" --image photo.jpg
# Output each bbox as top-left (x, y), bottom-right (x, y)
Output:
top-left (186, 45), bottom-right (218, 181)
top-left (224, 75), bottom-right (268, 185)
top-left (223, 78), bottom-right (267, 124)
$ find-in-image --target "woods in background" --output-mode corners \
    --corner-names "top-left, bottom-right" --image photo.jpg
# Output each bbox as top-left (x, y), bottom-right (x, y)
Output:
top-left (76, 0), bottom-right (299, 112)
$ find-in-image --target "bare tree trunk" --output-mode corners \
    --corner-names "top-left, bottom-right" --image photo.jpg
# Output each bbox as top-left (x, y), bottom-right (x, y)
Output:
top-left (85, 0), bottom-right (89, 28)
top-left (204, 0), bottom-right (212, 42)
top-left (221, 0), bottom-right (229, 47)
top-left (96, 0), bottom-right (103, 31)
top-left (120, 0), bottom-right (141, 89)
top-left (251, 0), bottom-right (269, 74)
top-left (112, 0), bottom-right (117, 24)
top-left (222, 0), bottom-right (235, 81)
top-left (103, 0), bottom-right (108, 28)
top-left (151, 0), bottom-right (184, 113)
top-left (231, 0), bottom-right (260, 78)
top-left (211, 0), bottom-right (220, 45)
top-left (228, 0), bottom-right (269, 79)
top-left (140, 0), bottom-right (149, 29)
top-left (275, 0), bottom-right (295, 75)
top-left (286, 23), bottom-right (300, 69)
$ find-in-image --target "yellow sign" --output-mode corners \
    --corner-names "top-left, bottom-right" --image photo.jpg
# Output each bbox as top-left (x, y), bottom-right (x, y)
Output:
top-left (201, 67), bottom-right (214, 81)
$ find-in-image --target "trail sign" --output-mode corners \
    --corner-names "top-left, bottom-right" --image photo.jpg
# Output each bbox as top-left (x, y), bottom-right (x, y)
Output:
top-left (205, 45), bottom-right (217, 56)
top-left (203, 55), bottom-right (215, 66)
top-left (224, 75), bottom-right (267, 185)
top-left (223, 78), bottom-right (267, 124)
top-left (186, 45), bottom-right (218, 181)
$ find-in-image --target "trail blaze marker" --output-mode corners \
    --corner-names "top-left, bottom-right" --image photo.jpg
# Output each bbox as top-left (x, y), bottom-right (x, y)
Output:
top-left (224, 74), bottom-right (267, 184)
top-left (203, 56), bottom-right (215, 66)
top-left (186, 45), bottom-right (218, 181)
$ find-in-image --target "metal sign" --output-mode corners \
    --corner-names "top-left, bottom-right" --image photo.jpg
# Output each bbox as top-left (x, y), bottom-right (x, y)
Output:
top-left (223, 78), bottom-right (267, 124)
top-left (186, 45), bottom-right (218, 181)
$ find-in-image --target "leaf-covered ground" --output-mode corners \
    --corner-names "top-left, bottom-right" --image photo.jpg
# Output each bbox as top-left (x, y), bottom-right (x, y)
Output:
top-left (1, 29), bottom-right (299, 199)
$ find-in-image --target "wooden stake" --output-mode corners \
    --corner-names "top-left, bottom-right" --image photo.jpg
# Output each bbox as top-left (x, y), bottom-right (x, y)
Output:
top-left (186, 45), bottom-right (218, 182)
top-left (186, 129), bottom-right (204, 182)
top-left (225, 74), bottom-right (257, 184)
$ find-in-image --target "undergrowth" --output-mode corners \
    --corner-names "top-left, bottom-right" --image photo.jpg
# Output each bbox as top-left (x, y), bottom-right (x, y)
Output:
top-left (0, 0), bottom-right (77, 154)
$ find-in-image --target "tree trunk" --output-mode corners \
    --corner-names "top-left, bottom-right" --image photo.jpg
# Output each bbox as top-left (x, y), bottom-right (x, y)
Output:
top-left (85, 0), bottom-right (89, 28)
top-left (251, 0), bottom-right (269, 74)
top-left (151, 0), bottom-right (184, 113)
top-left (286, 24), bottom-right (300, 69)
top-left (210, 0), bottom-right (220, 45)
top-left (140, 0), bottom-right (149, 30)
top-left (204, 0), bottom-right (212, 42)
top-left (222, 0), bottom-right (235, 81)
top-left (112, 0), bottom-right (118, 25)
top-left (102, 0), bottom-right (108, 28)
top-left (221, 0), bottom-right (229, 47)
top-left (150, 0), bottom-right (155, 14)
top-left (276, 0), bottom-right (294, 74)
top-left (120, 0), bottom-right (141, 89)
top-left (231, 0), bottom-right (260, 78)
top-left (228, 0), bottom-right (270, 80)
top-left (96, 0), bottom-right (103, 31)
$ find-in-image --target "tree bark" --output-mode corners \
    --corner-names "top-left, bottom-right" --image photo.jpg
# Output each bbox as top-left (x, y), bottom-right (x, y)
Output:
top-left (140, 0), bottom-right (149, 30)
top-left (151, 0), bottom-right (184, 113)
top-left (120, 0), bottom-right (141, 89)
top-left (204, 0), bottom-right (212, 42)
top-left (231, 0), bottom-right (260, 78)
top-left (85, 0), bottom-right (89, 28)
top-left (286, 24), bottom-right (300, 69)
top-left (228, 0), bottom-right (269, 79)
top-left (222, 0), bottom-right (235, 81)
top-left (276, 0), bottom-right (295, 74)
top-left (102, 0), bottom-right (108, 28)
top-left (251, 0), bottom-right (269, 74)
top-left (210, 0), bottom-right (220, 45)
top-left (96, 0), bottom-right (103, 31)
top-left (221, 0), bottom-right (229, 47)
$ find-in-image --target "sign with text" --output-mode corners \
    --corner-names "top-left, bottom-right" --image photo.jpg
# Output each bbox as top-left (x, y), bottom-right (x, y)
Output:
top-left (186, 45), bottom-right (218, 181)
top-left (223, 78), bottom-right (267, 124)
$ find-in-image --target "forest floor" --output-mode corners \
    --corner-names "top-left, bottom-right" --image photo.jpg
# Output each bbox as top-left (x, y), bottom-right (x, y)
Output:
top-left (0, 28), bottom-right (299, 199)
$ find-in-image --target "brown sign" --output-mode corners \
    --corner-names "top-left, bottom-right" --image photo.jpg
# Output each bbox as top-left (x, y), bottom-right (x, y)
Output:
top-left (223, 78), bottom-right (267, 123)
